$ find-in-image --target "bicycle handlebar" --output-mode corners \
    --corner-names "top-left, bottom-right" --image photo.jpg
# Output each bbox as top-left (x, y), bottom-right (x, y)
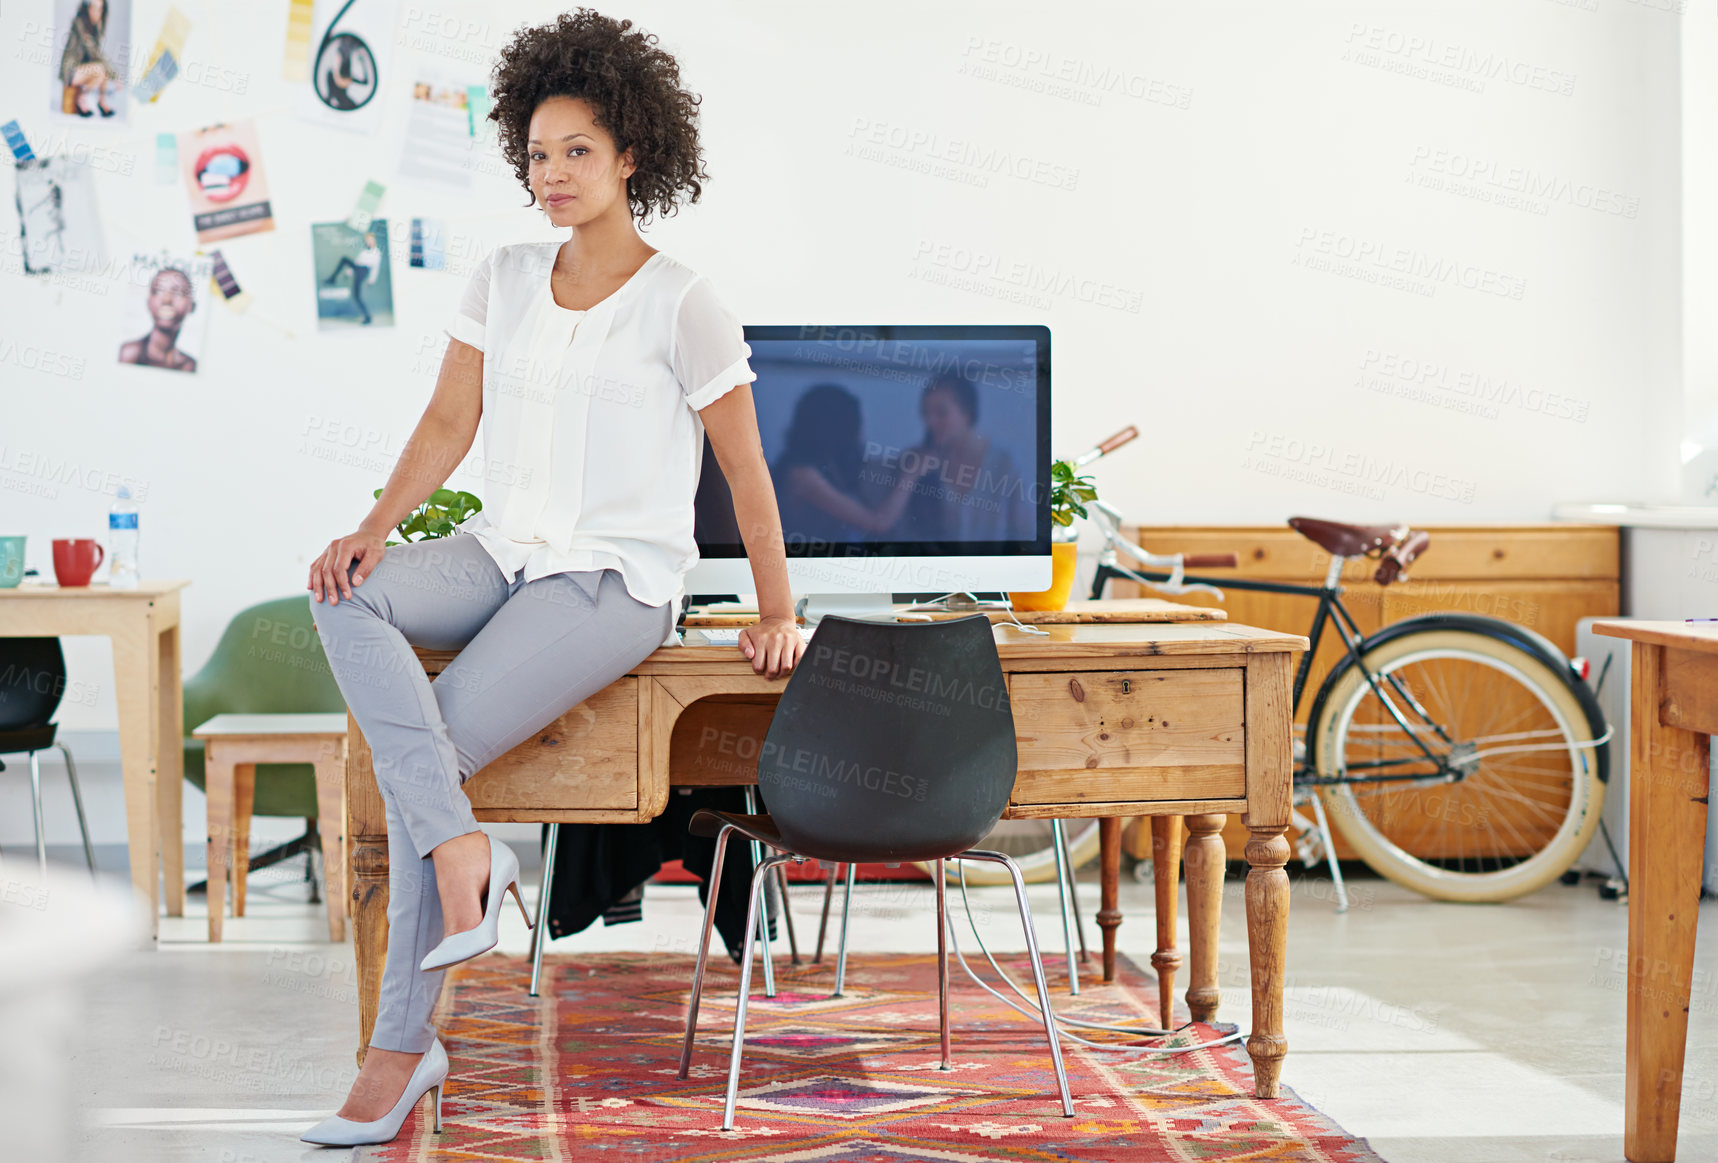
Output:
top-left (1071, 426), bottom-right (1139, 467)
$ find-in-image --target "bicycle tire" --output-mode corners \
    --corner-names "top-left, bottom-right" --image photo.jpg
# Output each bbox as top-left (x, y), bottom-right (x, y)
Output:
top-left (916, 818), bottom-right (1103, 885)
top-left (1309, 626), bottom-right (1604, 902)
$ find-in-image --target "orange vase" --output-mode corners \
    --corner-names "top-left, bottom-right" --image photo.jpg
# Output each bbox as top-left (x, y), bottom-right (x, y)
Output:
top-left (1008, 539), bottom-right (1079, 613)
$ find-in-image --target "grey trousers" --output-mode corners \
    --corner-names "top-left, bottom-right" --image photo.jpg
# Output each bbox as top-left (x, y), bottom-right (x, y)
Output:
top-left (309, 532), bottom-right (675, 1053)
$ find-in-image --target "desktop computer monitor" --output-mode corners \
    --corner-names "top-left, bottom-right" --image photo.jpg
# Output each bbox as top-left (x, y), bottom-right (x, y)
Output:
top-left (688, 324), bottom-right (1051, 620)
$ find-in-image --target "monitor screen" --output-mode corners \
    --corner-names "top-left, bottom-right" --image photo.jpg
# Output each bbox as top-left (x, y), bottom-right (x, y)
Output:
top-left (694, 325), bottom-right (1050, 559)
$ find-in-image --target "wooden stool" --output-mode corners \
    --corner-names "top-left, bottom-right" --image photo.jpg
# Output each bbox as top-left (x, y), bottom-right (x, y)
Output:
top-left (191, 713), bottom-right (349, 942)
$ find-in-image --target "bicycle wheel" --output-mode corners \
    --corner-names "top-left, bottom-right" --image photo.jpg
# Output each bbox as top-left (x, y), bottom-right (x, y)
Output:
top-left (1309, 627), bottom-right (1604, 902)
top-left (919, 818), bottom-right (1102, 884)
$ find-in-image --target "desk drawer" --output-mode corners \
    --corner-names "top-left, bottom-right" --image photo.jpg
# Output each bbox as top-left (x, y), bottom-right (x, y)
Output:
top-left (1009, 669), bottom-right (1245, 804)
top-left (463, 677), bottom-right (639, 812)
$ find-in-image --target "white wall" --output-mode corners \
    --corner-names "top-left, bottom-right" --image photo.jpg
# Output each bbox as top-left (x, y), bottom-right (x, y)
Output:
top-left (0, 0), bottom-right (1685, 731)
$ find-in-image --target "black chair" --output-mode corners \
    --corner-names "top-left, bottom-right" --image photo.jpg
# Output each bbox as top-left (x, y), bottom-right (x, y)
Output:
top-left (675, 614), bottom-right (1073, 1129)
top-left (0, 638), bottom-right (96, 876)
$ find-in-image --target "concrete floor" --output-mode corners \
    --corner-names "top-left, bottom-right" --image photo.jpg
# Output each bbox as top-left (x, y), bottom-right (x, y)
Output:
top-left (39, 842), bottom-right (1716, 1163)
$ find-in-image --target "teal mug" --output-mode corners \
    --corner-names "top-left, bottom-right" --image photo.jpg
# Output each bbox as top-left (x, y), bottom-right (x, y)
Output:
top-left (0, 536), bottom-right (23, 588)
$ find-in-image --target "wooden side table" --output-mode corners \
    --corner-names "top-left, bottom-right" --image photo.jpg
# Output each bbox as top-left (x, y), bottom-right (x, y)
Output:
top-left (191, 713), bottom-right (349, 942)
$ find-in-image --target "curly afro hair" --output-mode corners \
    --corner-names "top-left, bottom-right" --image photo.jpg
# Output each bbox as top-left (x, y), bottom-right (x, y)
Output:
top-left (488, 8), bottom-right (708, 224)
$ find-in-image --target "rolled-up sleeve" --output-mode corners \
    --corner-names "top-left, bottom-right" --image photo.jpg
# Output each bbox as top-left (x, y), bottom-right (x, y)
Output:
top-left (671, 275), bottom-right (756, 411)
top-left (443, 249), bottom-right (493, 352)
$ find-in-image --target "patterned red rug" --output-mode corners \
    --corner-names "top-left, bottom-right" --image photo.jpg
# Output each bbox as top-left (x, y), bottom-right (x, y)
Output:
top-left (368, 951), bottom-right (1382, 1162)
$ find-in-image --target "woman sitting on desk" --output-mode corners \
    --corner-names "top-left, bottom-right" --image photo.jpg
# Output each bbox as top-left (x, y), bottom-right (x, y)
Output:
top-left (770, 382), bottom-right (934, 545)
top-left (299, 10), bottom-right (806, 1146)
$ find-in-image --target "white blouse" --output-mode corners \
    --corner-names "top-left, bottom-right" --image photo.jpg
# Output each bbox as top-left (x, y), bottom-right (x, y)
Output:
top-left (442, 242), bottom-right (756, 640)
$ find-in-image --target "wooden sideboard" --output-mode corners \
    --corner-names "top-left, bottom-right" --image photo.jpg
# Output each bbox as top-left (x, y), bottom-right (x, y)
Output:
top-left (345, 619), bottom-right (1307, 1097)
top-left (1110, 524), bottom-right (1618, 861)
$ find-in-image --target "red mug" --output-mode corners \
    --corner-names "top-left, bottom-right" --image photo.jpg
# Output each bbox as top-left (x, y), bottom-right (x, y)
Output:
top-left (52, 538), bottom-right (105, 587)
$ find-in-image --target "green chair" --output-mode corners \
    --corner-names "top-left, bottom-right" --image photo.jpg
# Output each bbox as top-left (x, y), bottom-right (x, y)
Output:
top-left (182, 595), bottom-right (346, 900)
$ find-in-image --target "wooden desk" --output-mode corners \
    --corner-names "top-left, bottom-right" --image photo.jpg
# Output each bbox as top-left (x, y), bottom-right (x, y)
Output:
top-left (1593, 620), bottom-right (1717, 1162)
top-left (344, 620), bottom-right (1307, 1095)
top-left (0, 580), bottom-right (189, 938)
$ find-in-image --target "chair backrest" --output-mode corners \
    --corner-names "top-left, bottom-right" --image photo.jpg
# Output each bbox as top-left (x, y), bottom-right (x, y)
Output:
top-left (0, 638), bottom-right (68, 731)
top-left (755, 614), bottom-right (1016, 863)
top-left (182, 594), bottom-right (346, 733)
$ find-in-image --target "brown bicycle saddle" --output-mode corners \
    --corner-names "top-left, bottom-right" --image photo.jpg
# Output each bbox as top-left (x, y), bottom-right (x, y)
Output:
top-left (1288, 517), bottom-right (1430, 585)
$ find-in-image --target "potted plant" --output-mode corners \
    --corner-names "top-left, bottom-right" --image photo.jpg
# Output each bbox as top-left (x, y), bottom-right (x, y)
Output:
top-left (1008, 458), bottom-right (1097, 612)
top-left (372, 487), bottom-right (483, 545)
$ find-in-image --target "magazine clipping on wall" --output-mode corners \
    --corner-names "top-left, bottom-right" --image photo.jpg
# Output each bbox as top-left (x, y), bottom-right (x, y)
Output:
top-left (298, 0), bottom-right (398, 136)
top-left (179, 119), bottom-right (276, 242)
top-left (13, 154), bottom-right (107, 275)
top-left (116, 251), bottom-right (214, 373)
top-left (52, 0), bottom-right (133, 124)
top-left (313, 218), bottom-right (394, 329)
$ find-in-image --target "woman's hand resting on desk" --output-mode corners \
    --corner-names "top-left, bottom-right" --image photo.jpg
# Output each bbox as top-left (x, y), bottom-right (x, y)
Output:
top-left (308, 526), bottom-right (388, 605)
top-left (739, 615), bottom-right (805, 678)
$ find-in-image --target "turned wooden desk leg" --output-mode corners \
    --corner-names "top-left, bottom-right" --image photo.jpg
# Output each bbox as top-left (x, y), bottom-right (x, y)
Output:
top-left (1243, 651), bottom-right (1293, 1099)
top-left (1183, 814), bottom-right (1225, 1022)
top-left (1149, 815), bottom-right (1184, 1027)
top-left (1626, 643), bottom-right (1710, 1163)
top-left (346, 715), bottom-right (389, 1066)
top-left (1098, 816), bottom-right (1122, 982)
top-left (1245, 824), bottom-right (1290, 1098)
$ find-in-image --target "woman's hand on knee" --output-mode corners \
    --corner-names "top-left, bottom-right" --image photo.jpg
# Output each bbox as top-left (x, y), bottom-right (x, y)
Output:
top-left (310, 527), bottom-right (388, 605)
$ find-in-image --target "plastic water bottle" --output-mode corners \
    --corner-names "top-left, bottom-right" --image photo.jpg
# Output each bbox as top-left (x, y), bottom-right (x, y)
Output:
top-left (108, 486), bottom-right (139, 589)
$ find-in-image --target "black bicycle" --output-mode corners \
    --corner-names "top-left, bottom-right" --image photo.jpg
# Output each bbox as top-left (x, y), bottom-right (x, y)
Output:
top-left (1081, 444), bottom-right (1610, 905)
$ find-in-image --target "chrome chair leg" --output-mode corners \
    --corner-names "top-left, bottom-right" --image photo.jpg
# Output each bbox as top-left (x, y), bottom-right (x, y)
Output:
top-left (812, 862), bottom-right (837, 963)
top-left (1068, 857), bottom-right (1090, 963)
top-left (678, 823), bottom-right (734, 1078)
top-left (934, 858), bottom-right (951, 1070)
top-left (29, 751), bottom-right (48, 877)
top-left (54, 742), bottom-right (96, 875)
top-left (528, 823), bottom-right (560, 997)
top-left (777, 864), bottom-right (800, 964)
top-left (1051, 820), bottom-right (1080, 995)
top-left (832, 861), bottom-right (856, 996)
top-left (742, 788), bottom-right (776, 997)
top-left (960, 848), bottom-right (1075, 1117)
top-left (723, 852), bottom-right (793, 1130)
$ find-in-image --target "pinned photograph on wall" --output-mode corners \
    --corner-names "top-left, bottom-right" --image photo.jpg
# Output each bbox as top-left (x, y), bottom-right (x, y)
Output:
top-left (298, 0), bottom-right (398, 136)
top-left (180, 119), bottom-right (275, 242)
top-left (313, 219), bottom-right (393, 329)
top-left (52, 0), bottom-right (133, 124)
top-left (396, 67), bottom-right (478, 191)
top-left (117, 251), bottom-right (214, 374)
top-left (13, 155), bottom-right (106, 275)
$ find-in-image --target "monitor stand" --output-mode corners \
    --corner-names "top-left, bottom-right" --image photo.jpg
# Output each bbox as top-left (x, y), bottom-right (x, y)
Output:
top-left (795, 593), bottom-right (897, 625)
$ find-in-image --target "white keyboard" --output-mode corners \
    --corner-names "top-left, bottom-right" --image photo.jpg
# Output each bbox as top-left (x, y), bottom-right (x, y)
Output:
top-left (692, 626), bottom-right (816, 646)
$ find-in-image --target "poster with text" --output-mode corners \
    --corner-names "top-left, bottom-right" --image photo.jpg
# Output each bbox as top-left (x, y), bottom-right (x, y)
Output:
top-left (313, 219), bottom-right (393, 329)
top-left (116, 251), bottom-right (214, 373)
top-left (179, 120), bottom-right (275, 242)
top-left (51, 0), bottom-right (133, 124)
top-left (13, 155), bottom-right (106, 275)
top-left (396, 66), bottom-right (479, 192)
top-left (298, 0), bottom-right (398, 136)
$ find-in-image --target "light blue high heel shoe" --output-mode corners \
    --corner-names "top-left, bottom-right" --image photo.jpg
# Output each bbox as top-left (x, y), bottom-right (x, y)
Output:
top-left (419, 834), bottom-right (533, 973)
top-left (300, 1037), bottom-right (448, 1145)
